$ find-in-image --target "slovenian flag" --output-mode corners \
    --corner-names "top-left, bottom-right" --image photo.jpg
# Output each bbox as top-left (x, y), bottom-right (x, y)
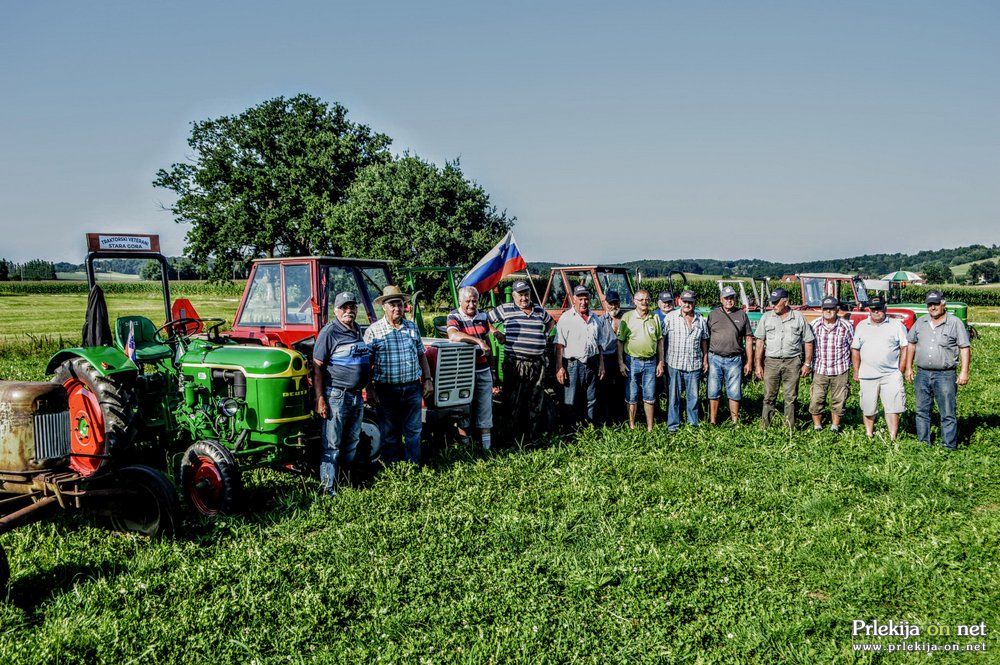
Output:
top-left (125, 321), bottom-right (137, 363)
top-left (460, 232), bottom-right (528, 293)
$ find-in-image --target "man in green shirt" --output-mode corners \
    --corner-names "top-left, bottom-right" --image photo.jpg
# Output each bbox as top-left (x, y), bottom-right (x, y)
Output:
top-left (617, 289), bottom-right (665, 431)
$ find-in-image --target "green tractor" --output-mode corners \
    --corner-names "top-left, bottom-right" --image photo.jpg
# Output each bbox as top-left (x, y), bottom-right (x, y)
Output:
top-left (46, 234), bottom-right (313, 516)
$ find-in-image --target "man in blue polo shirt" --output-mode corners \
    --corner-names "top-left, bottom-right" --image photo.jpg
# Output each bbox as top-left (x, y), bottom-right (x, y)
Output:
top-left (313, 291), bottom-right (372, 497)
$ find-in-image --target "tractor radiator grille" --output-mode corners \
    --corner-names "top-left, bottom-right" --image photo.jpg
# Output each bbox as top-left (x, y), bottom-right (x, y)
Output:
top-left (433, 345), bottom-right (477, 407)
top-left (33, 410), bottom-right (71, 460)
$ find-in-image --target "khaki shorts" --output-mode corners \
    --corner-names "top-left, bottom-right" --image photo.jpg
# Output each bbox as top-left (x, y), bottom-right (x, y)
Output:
top-left (859, 371), bottom-right (905, 416)
top-left (809, 371), bottom-right (850, 416)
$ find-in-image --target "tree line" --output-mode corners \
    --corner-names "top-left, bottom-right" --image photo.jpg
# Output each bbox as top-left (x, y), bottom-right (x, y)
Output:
top-left (532, 245), bottom-right (999, 283)
top-left (153, 94), bottom-right (514, 282)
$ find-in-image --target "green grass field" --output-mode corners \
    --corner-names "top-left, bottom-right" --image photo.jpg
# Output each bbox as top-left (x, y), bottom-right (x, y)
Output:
top-left (0, 293), bottom-right (240, 343)
top-left (55, 271), bottom-right (141, 282)
top-left (950, 255), bottom-right (1000, 279)
top-left (0, 297), bottom-right (997, 662)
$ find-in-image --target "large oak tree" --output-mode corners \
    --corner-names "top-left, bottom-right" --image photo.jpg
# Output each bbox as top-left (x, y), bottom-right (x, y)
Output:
top-left (328, 154), bottom-right (513, 271)
top-left (154, 94), bottom-right (391, 280)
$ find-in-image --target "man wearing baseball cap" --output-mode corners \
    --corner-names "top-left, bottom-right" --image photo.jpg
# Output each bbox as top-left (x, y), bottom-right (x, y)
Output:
top-left (654, 291), bottom-right (675, 407)
top-left (555, 285), bottom-right (611, 425)
top-left (850, 295), bottom-right (909, 440)
top-left (488, 279), bottom-right (555, 440)
top-left (754, 287), bottom-right (815, 429)
top-left (654, 291), bottom-right (675, 331)
top-left (313, 291), bottom-right (372, 495)
top-left (706, 285), bottom-right (753, 424)
top-left (904, 290), bottom-right (971, 450)
top-left (809, 296), bottom-right (854, 432)
top-left (598, 289), bottom-right (626, 424)
top-left (662, 289), bottom-right (709, 431)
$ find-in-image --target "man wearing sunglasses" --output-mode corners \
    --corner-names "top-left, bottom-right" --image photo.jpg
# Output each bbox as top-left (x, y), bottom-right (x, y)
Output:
top-left (905, 290), bottom-right (972, 451)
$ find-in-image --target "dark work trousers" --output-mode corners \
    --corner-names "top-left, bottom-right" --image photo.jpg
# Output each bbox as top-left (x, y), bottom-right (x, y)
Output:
top-left (502, 354), bottom-right (546, 441)
top-left (564, 356), bottom-right (600, 425)
top-left (762, 356), bottom-right (802, 429)
top-left (599, 351), bottom-right (625, 425)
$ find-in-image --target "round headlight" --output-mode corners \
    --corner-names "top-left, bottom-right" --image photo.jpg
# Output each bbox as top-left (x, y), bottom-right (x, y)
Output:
top-left (218, 398), bottom-right (240, 417)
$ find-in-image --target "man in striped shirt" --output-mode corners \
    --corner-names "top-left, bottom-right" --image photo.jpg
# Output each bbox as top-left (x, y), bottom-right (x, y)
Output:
top-left (447, 285), bottom-right (495, 450)
top-left (488, 280), bottom-right (554, 440)
top-left (808, 296), bottom-right (854, 432)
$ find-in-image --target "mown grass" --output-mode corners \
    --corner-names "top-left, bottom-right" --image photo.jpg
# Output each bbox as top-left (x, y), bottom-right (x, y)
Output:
top-left (0, 293), bottom-right (240, 342)
top-left (0, 306), bottom-right (997, 662)
top-left (971, 307), bottom-right (1000, 324)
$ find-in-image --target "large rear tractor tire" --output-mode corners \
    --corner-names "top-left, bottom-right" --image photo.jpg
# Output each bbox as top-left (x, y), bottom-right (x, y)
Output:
top-left (0, 544), bottom-right (9, 593)
top-left (109, 465), bottom-right (180, 538)
top-left (179, 440), bottom-right (243, 517)
top-left (52, 358), bottom-right (138, 476)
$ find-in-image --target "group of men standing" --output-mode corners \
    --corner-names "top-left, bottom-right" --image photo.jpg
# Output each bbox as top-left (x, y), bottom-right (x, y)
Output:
top-left (311, 280), bottom-right (973, 496)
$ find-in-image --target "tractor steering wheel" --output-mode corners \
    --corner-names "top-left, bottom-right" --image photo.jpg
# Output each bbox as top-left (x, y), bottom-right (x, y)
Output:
top-left (156, 318), bottom-right (226, 343)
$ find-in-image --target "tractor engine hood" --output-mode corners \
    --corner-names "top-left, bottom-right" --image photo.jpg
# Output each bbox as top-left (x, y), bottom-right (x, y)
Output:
top-left (180, 344), bottom-right (308, 377)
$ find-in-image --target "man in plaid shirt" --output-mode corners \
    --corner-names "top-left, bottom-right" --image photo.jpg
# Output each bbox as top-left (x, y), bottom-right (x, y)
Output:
top-left (662, 290), bottom-right (710, 432)
top-left (809, 296), bottom-right (854, 432)
top-left (364, 285), bottom-right (433, 465)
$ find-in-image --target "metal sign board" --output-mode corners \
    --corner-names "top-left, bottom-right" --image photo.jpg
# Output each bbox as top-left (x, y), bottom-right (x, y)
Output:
top-left (86, 233), bottom-right (160, 253)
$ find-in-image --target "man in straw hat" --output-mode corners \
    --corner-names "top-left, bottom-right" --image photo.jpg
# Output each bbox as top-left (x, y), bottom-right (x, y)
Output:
top-left (364, 285), bottom-right (434, 464)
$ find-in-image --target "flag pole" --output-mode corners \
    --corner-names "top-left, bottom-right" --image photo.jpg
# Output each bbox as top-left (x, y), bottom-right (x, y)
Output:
top-left (523, 264), bottom-right (543, 306)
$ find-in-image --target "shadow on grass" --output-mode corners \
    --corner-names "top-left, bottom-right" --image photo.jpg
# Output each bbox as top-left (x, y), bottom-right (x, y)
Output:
top-left (8, 560), bottom-right (121, 616)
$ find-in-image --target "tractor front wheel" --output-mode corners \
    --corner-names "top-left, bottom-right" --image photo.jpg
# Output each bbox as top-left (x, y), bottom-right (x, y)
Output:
top-left (179, 440), bottom-right (243, 517)
top-left (108, 465), bottom-right (180, 538)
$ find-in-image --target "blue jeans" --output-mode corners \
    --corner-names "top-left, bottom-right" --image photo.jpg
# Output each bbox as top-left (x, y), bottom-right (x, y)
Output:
top-left (914, 369), bottom-right (958, 449)
top-left (374, 382), bottom-right (423, 464)
top-left (461, 368), bottom-right (494, 431)
top-left (667, 366), bottom-right (701, 431)
top-left (626, 356), bottom-right (657, 405)
top-left (564, 357), bottom-right (599, 423)
top-left (707, 353), bottom-right (743, 401)
top-left (321, 387), bottom-right (365, 495)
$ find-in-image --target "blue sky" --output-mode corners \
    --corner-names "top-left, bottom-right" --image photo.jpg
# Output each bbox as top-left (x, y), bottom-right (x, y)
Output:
top-left (1, 1), bottom-right (997, 265)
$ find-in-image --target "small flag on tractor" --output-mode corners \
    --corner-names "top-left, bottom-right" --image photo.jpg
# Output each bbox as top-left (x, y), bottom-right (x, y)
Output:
top-left (460, 231), bottom-right (528, 294)
top-left (125, 320), bottom-right (137, 363)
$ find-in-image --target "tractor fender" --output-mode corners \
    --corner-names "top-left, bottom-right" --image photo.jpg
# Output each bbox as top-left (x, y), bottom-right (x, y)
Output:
top-left (46, 347), bottom-right (139, 377)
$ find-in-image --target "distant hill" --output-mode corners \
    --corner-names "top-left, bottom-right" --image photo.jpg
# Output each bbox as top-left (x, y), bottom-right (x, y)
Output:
top-left (530, 244), bottom-right (1000, 280)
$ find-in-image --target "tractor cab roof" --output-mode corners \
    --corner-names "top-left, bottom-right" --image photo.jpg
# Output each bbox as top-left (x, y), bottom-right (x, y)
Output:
top-left (797, 272), bottom-right (859, 280)
top-left (249, 256), bottom-right (392, 268)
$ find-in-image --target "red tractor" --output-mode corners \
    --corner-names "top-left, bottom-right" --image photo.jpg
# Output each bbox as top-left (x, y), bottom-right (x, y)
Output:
top-left (224, 257), bottom-right (479, 440)
top-left (796, 273), bottom-right (916, 329)
top-left (540, 265), bottom-right (637, 321)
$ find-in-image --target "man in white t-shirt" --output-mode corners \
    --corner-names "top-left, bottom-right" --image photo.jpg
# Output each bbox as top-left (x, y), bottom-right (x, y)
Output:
top-left (850, 296), bottom-right (909, 440)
